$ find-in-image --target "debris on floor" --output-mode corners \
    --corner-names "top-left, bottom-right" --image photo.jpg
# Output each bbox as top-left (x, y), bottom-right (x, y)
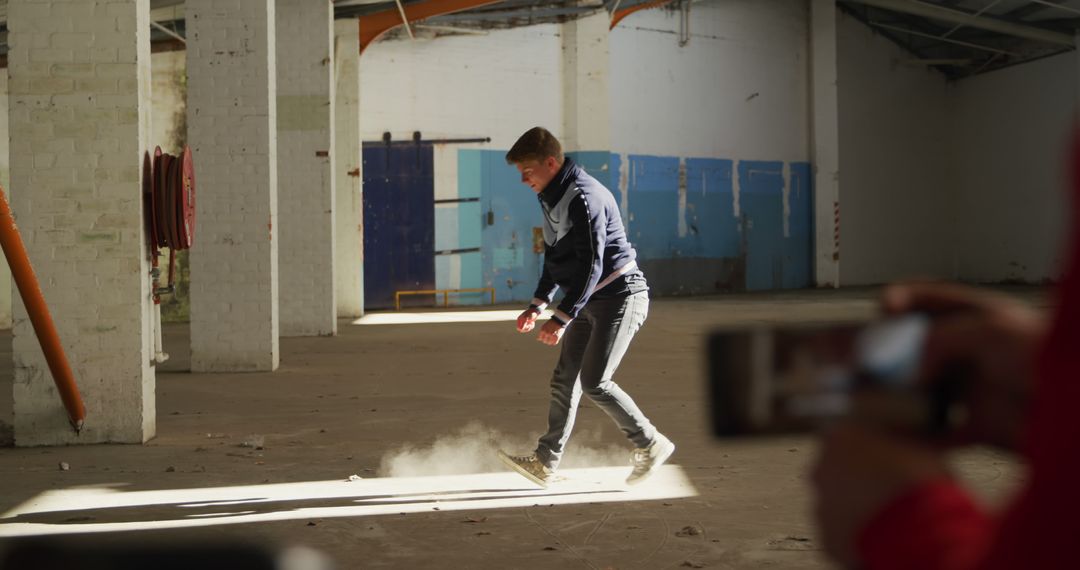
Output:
top-left (676, 525), bottom-right (703, 537)
top-left (239, 434), bottom-right (265, 449)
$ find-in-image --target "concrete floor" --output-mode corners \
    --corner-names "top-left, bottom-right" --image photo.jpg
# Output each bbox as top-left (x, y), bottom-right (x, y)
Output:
top-left (0, 288), bottom-right (1036, 568)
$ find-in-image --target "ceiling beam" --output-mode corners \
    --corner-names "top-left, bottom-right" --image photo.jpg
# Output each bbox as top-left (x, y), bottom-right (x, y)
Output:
top-left (609, 0), bottom-right (674, 30)
top-left (1002, 2), bottom-right (1051, 21)
top-left (358, 0), bottom-right (503, 53)
top-left (1028, 0), bottom-right (1080, 18)
top-left (844, 0), bottom-right (1075, 46)
top-left (869, 20), bottom-right (1019, 55)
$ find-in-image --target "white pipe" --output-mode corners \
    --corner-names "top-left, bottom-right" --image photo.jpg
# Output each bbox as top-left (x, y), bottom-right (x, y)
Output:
top-left (1029, 0), bottom-right (1080, 17)
top-left (900, 58), bottom-right (974, 66)
top-left (939, 0), bottom-right (1004, 40)
top-left (153, 300), bottom-right (169, 365)
top-left (394, 0), bottom-right (415, 39)
top-left (610, 0), bottom-right (624, 25)
top-left (151, 21), bottom-right (185, 44)
top-left (413, 24), bottom-right (488, 36)
top-left (848, 0), bottom-right (1075, 46)
top-left (870, 21), bottom-right (1018, 55)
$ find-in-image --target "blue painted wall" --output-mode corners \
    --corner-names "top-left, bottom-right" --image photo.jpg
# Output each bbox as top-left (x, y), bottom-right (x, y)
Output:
top-left (457, 150), bottom-right (545, 304)
top-left (435, 150), bottom-right (814, 304)
top-left (626, 155), bottom-right (681, 261)
top-left (786, 162), bottom-right (814, 290)
top-left (431, 152), bottom-right (484, 305)
top-left (739, 160), bottom-right (785, 290)
top-left (684, 158), bottom-right (739, 259)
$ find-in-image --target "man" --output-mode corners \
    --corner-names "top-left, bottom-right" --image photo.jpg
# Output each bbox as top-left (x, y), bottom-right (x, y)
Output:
top-left (812, 126), bottom-right (1080, 568)
top-left (497, 127), bottom-right (674, 487)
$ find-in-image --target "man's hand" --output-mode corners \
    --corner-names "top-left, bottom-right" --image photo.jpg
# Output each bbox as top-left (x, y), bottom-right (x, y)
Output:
top-left (537, 320), bottom-right (566, 346)
top-left (813, 423), bottom-right (950, 567)
top-left (516, 307), bottom-right (540, 333)
top-left (882, 281), bottom-right (1046, 450)
top-left (811, 281), bottom-right (1046, 566)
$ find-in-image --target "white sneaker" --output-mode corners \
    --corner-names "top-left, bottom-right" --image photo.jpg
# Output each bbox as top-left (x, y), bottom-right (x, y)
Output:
top-left (626, 433), bottom-right (675, 485)
top-left (497, 450), bottom-right (553, 488)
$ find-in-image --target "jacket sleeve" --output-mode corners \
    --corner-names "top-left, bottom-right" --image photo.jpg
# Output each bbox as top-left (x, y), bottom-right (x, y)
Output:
top-left (531, 260), bottom-right (558, 309)
top-left (857, 479), bottom-right (993, 570)
top-left (554, 193), bottom-right (605, 322)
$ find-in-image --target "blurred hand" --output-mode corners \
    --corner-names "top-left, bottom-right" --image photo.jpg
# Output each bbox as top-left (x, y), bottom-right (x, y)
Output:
top-left (537, 320), bottom-right (566, 346)
top-left (516, 307), bottom-right (540, 333)
top-left (813, 423), bottom-right (950, 567)
top-left (882, 281), bottom-right (1046, 450)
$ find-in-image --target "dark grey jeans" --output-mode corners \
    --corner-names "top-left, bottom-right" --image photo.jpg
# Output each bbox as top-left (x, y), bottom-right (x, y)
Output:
top-left (535, 291), bottom-right (656, 470)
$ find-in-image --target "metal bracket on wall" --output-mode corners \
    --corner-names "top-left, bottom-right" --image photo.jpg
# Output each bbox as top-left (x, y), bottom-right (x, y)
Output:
top-left (678, 0), bottom-right (690, 47)
top-left (434, 197), bottom-right (481, 204)
top-left (365, 131), bottom-right (493, 147)
top-left (435, 247), bottom-right (482, 255)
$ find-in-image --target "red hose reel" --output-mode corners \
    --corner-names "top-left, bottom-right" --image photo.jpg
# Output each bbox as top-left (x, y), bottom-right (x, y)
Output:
top-left (143, 145), bottom-right (196, 300)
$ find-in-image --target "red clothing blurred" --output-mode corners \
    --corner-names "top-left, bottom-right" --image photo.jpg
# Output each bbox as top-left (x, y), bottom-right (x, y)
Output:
top-left (858, 130), bottom-right (1080, 569)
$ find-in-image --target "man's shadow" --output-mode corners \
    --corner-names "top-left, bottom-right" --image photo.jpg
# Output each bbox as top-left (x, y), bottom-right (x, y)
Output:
top-left (0, 486), bottom-right (626, 527)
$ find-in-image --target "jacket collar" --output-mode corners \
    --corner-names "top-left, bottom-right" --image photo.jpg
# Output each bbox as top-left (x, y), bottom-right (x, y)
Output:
top-left (538, 157), bottom-right (578, 207)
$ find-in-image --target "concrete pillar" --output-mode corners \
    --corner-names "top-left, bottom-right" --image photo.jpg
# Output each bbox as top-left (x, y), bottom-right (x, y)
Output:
top-left (187, 0), bottom-right (279, 372)
top-left (811, 0), bottom-right (841, 288)
top-left (561, 7), bottom-right (611, 153)
top-left (334, 19), bottom-right (364, 318)
top-left (8, 0), bottom-right (155, 445)
top-left (0, 72), bottom-right (10, 330)
top-left (277, 0), bottom-right (336, 336)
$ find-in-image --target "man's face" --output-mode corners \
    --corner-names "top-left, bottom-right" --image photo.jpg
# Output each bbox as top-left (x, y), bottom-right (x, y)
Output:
top-left (515, 156), bottom-right (561, 194)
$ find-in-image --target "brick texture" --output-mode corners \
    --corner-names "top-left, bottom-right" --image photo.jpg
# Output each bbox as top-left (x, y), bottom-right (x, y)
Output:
top-left (8, 0), bottom-right (155, 445)
top-left (186, 0), bottom-right (279, 371)
top-left (277, 0), bottom-right (336, 336)
top-left (334, 19), bottom-right (363, 318)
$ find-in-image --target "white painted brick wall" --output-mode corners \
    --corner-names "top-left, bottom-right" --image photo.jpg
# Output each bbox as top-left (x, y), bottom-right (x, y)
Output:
top-left (812, 0), bottom-right (840, 288)
top-left (562, 9), bottom-right (610, 152)
top-left (610, 0), bottom-right (810, 162)
top-left (187, 0), bottom-right (279, 371)
top-left (0, 73), bottom-right (11, 330)
top-left (8, 0), bottom-right (155, 445)
top-left (837, 10), bottom-right (951, 286)
top-left (277, 0), bottom-right (335, 337)
top-left (334, 19), bottom-right (363, 318)
top-left (363, 3), bottom-right (811, 160)
top-left (150, 50), bottom-right (185, 155)
top-left (360, 25), bottom-right (563, 148)
top-left (950, 51), bottom-right (1076, 284)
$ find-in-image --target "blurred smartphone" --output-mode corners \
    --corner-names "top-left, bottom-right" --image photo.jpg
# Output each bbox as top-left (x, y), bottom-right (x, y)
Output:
top-left (707, 314), bottom-right (963, 437)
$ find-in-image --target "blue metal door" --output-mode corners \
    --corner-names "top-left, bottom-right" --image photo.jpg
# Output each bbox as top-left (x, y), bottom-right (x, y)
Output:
top-left (362, 144), bottom-right (435, 310)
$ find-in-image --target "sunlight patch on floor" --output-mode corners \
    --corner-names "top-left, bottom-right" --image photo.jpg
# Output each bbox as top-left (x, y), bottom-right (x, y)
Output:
top-left (0, 465), bottom-right (697, 536)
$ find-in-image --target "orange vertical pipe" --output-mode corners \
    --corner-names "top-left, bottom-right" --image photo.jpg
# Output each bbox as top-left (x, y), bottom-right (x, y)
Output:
top-left (0, 186), bottom-right (86, 432)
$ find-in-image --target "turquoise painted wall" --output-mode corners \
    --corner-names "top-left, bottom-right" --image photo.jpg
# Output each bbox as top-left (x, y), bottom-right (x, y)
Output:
top-left (436, 149), bottom-right (814, 304)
